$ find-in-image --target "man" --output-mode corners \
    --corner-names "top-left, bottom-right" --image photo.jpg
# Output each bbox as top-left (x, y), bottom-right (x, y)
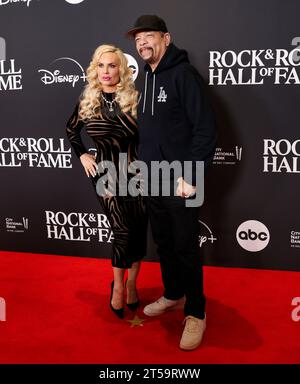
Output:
top-left (127, 15), bottom-right (216, 350)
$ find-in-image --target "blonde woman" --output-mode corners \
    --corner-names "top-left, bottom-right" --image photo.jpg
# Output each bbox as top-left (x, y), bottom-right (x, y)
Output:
top-left (66, 45), bottom-right (147, 319)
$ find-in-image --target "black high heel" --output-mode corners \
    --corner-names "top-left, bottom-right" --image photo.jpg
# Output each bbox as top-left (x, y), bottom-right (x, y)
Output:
top-left (125, 279), bottom-right (140, 311)
top-left (110, 281), bottom-right (124, 319)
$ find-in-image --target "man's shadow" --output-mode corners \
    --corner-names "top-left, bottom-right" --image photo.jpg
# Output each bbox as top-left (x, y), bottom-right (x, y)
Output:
top-left (159, 296), bottom-right (262, 351)
top-left (200, 85), bottom-right (245, 267)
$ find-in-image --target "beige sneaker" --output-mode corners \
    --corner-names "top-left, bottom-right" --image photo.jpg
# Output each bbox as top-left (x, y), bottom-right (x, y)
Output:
top-left (179, 315), bottom-right (206, 350)
top-left (143, 296), bottom-right (185, 316)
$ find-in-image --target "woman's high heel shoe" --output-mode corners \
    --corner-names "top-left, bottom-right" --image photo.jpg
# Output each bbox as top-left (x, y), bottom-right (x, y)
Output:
top-left (125, 279), bottom-right (140, 311)
top-left (110, 281), bottom-right (124, 319)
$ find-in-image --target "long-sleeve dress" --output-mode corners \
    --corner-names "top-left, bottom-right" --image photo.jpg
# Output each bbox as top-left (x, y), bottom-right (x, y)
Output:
top-left (66, 93), bottom-right (147, 268)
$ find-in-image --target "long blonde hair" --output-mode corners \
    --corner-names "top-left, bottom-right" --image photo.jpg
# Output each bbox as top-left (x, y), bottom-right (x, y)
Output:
top-left (79, 44), bottom-right (138, 119)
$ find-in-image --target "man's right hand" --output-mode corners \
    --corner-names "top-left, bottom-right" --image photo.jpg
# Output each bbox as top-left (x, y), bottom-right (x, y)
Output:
top-left (79, 153), bottom-right (98, 178)
top-left (176, 177), bottom-right (196, 198)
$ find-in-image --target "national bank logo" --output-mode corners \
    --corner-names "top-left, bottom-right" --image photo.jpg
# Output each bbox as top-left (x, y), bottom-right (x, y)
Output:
top-left (290, 230), bottom-right (300, 249)
top-left (6, 217), bottom-right (29, 233)
top-left (38, 57), bottom-right (86, 87)
top-left (209, 44), bottom-right (300, 86)
top-left (213, 146), bottom-right (242, 165)
top-left (45, 211), bottom-right (114, 243)
top-left (263, 139), bottom-right (300, 173)
top-left (0, 0), bottom-right (32, 7)
top-left (236, 220), bottom-right (270, 252)
top-left (0, 37), bottom-right (23, 92)
top-left (0, 137), bottom-right (72, 168)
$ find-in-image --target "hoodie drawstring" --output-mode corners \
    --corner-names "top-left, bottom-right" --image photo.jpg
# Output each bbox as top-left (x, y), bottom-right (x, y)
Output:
top-left (142, 72), bottom-right (156, 116)
top-left (151, 74), bottom-right (156, 116)
top-left (142, 71), bottom-right (148, 114)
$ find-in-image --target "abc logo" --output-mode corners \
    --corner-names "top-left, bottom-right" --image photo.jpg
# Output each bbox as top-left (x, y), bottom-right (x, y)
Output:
top-left (65, 0), bottom-right (85, 4)
top-left (124, 54), bottom-right (139, 82)
top-left (236, 220), bottom-right (270, 252)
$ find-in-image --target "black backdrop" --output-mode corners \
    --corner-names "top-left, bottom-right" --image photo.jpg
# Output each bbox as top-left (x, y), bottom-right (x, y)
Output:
top-left (1, 0), bottom-right (300, 271)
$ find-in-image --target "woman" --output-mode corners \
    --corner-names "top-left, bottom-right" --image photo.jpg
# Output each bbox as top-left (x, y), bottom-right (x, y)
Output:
top-left (66, 44), bottom-right (147, 319)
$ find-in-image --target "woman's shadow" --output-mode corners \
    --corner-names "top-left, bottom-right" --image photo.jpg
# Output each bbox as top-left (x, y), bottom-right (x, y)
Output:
top-left (76, 286), bottom-right (262, 351)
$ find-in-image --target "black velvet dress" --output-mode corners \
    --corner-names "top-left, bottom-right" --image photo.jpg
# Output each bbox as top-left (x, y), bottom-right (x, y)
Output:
top-left (66, 93), bottom-right (147, 268)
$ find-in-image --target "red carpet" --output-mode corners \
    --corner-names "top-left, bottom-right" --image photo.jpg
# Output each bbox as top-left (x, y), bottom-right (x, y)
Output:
top-left (0, 251), bottom-right (299, 364)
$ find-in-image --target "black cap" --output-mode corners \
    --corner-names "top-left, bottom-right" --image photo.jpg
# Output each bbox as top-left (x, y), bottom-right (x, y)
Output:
top-left (126, 15), bottom-right (168, 38)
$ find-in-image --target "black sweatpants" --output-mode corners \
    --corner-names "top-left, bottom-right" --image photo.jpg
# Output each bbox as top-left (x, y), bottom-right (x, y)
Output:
top-left (146, 195), bottom-right (206, 319)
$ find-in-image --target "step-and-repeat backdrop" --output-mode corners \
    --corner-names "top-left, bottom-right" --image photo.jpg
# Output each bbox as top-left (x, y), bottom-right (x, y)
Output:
top-left (1, 0), bottom-right (300, 271)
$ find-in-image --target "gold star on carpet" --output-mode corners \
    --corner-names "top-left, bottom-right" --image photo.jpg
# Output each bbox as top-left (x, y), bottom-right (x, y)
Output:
top-left (126, 315), bottom-right (145, 327)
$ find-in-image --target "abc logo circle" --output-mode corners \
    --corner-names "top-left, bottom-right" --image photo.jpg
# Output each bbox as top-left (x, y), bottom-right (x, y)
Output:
top-left (124, 54), bottom-right (139, 82)
top-left (236, 220), bottom-right (270, 252)
top-left (65, 0), bottom-right (85, 4)
top-left (66, 0), bottom-right (84, 4)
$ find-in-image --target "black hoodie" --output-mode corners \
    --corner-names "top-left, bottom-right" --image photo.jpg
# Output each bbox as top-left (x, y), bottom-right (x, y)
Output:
top-left (138, 43), bottom-right (217, 185)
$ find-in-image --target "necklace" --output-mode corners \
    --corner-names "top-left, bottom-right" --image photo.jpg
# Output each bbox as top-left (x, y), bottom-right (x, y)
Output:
top-left (101, 92), bottom-right (116, 112)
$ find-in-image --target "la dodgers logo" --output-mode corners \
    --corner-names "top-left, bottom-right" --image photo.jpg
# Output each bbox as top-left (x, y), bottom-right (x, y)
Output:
top-left (157, 86), bottom-right (167, 102)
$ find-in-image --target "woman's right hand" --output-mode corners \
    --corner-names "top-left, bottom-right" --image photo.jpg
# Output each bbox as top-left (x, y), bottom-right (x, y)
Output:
top-left (79, 153), bottom-right (98, 178)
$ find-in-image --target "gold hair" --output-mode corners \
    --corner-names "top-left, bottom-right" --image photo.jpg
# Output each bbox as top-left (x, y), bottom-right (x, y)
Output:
top-left (79, 44), bottom-right (138, 119)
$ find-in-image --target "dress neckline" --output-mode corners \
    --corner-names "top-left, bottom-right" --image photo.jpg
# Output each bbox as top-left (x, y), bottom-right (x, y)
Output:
top-left (102, 90), bottom-right (116, 95)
